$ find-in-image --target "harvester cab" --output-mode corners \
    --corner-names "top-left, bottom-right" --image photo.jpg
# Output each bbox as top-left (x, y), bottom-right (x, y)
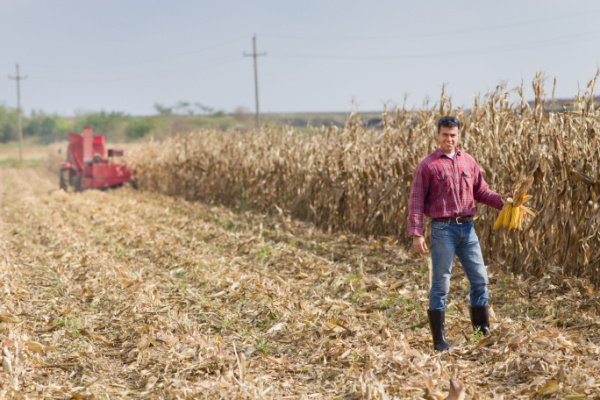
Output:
top-left (59, 127), bottom-right (133, 191)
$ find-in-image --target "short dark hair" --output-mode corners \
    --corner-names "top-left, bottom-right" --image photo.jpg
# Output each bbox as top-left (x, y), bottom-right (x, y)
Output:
top-left (438, 116), bottom-right (460, 132)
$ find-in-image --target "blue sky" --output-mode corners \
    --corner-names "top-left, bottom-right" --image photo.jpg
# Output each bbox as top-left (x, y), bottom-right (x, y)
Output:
top-left (1, 0), bottom-right (599, 116)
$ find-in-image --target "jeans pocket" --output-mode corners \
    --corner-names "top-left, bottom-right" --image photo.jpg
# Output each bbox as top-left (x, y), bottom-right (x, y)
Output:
top-left (431, 221), bottom-right (449, 229)
top-left (430, 221), bottom-right (449, 235)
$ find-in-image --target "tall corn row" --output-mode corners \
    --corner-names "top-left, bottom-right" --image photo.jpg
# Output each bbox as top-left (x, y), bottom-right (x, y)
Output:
top-left (128, 74), bottom-right (600, 285)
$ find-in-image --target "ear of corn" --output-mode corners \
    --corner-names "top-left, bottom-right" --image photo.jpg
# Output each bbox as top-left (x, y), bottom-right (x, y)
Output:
top-left (494, 177), bottom-right (536, 232)
top-left (493, 209), bottom-right (505, 230)
top-left (503, 204), bottom-right (513, 229)
top-left (518, 206), bottom-right (525, 230)
top-left (509, 204), bottom-right (520, 229)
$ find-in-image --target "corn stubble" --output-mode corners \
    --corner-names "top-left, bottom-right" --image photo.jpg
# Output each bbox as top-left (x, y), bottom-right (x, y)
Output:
top-left (3, 167), bottom-right (600, 398)
top-left (128, 72), bottom-right (600, 285)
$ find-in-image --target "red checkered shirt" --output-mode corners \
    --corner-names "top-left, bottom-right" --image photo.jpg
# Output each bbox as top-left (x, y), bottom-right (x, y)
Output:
top-left (407, 147), bottom-right (502, 237)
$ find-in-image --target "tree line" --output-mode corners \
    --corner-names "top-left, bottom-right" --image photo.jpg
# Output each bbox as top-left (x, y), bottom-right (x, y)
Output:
top-left (0, 101), bottom-right (227, 144)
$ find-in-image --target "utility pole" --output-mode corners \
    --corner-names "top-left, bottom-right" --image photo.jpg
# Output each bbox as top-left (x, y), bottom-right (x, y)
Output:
top-left (8, 64), bottom-right (27, 164)
top-left (244, 35), bottom-right (266, 129)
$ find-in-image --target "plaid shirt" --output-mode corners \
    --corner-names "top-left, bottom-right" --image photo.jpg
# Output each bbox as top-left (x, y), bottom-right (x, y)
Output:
top-left (407, 147), bottom-right (502, 237)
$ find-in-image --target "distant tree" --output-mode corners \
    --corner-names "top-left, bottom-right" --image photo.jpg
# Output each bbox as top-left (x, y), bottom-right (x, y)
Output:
top-left (125, 117), bottom-right (160, 140)
top-left (0, 105), bottom-right (18, 143)
top-left (24, 111), bottom-right (72, 143)
top-left (156, 101), bottom-right (224, 117)
top-left (174, 101), bottom-right (193, 115)
top-left (73, 111), bottom-right (128, 139)
top-left (0, 105), bottom-right (163, 144)
top-left (154, 103), bottom-right (173, 117)
top-left (195, 102), bottom-right (216, 116)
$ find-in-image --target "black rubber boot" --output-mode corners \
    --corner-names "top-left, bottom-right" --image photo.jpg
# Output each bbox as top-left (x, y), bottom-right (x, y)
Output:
top-left (427, 309), bottom-right (452, 351)
top-left (470, 305), bottom-right (491, 336)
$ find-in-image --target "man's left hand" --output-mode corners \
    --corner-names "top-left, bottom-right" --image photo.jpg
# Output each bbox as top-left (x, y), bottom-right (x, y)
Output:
top-left (501, 192), bottom-right (513, 203)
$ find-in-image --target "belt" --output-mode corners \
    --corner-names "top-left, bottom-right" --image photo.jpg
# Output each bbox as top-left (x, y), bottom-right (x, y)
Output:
top-left (432, 216), bottom-right (473, 224)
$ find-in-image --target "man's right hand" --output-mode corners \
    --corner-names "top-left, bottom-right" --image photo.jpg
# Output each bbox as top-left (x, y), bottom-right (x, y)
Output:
top-left (412, 236), bottom-right (428, 255)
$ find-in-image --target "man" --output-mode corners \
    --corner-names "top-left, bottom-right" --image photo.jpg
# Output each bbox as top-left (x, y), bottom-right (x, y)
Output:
top-left (407, 116), bottom-right (509, 351)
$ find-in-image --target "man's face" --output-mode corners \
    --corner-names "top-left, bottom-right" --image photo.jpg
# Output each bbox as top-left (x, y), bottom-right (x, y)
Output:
top-left (437, 126), bottom-right (460, 154)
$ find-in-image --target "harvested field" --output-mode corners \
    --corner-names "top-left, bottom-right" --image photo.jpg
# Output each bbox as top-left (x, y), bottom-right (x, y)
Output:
top-left (0, 145), bottom-right (48, 169)
top-left (1, 165), bottom-right (599, 399)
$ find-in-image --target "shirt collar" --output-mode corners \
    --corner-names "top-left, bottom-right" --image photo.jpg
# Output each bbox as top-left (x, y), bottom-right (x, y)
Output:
top-left (435, 146), bottom-right (461, 158)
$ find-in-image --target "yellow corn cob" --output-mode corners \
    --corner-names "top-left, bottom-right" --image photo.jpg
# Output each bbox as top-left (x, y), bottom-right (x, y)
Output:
top-left (509, 205), bottom-right (520, 229)
top-left (503, 204), bottom-right (513, 228)
top-left (518, 206), bottom-right (525, 230)
top-left (493, 209), bottom-right (505, 230)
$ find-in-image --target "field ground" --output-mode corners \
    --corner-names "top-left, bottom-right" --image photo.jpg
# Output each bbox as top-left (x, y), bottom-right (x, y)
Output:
top-left (0, 145), bottom-right (49, 169)
top-left (0, 163), bottom-right (599, 399)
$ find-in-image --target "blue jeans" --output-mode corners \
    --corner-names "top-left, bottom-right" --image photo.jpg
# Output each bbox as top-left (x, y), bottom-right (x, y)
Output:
top-left (428, 220), bottom-right (489, 311)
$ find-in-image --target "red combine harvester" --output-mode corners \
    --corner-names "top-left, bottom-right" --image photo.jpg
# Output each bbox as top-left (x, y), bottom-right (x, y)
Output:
top-left (59, 127), bottom-right (132, 191)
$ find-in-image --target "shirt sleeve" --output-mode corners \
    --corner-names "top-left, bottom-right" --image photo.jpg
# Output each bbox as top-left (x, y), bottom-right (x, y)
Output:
top-left (407, 163), bottom-right (429, 237)
top-left (472, 162), bottom-right (502, 210)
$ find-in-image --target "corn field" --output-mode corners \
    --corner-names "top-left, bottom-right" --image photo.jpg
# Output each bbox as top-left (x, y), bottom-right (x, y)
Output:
top-left (128, 73), bottom-right (600, 286)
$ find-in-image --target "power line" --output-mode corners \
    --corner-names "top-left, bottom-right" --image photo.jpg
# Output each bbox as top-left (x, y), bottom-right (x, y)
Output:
top-left (270, 29), bottom-right (600, 61)
top-left (24, 36), bottom-right (248, 70)
top-left (8, 64), bottom-right (27, 164)
top-left (260, 8), bottom-right (600, 42)
top-left (32, 56), bottom-right (241, 84)
top-left (244, 35), bottom-right (266, 129)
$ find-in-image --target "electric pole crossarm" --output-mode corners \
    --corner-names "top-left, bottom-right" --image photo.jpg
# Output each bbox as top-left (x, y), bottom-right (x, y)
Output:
top-left (244, 35), bottom-right (266, 130)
